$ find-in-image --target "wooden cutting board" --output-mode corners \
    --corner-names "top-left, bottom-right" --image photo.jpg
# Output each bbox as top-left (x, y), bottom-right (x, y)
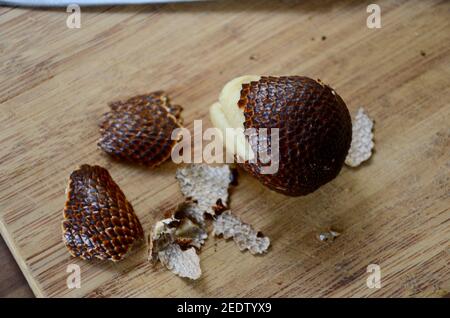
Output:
top-left (0, 0), bottom-right (449, 298)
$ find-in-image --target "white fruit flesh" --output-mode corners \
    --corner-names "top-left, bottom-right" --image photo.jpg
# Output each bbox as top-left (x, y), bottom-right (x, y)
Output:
top-left (209, 75), bottom-right (261, 161)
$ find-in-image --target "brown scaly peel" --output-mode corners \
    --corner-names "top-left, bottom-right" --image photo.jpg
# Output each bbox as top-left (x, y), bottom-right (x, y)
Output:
top-left (98, 91), bottom-right (183, 167)
top-left (62, 164), bottom-right (144, 262)
top-left (210, 76), bottom-right (352, 196)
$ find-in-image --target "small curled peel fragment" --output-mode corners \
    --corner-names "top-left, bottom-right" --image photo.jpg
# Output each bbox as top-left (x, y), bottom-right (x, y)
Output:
top-left (213, 211), bottom-right (270, 255)
top-left (98, 91), bottom-right (183, 167)
top-left (158, 244), bottom-right (201, 280)
top-left (318, 230), bottom-right (341, 242)
top-left (148, 202), bottom-right (206, 280)
top-left (345, 108), bottom-right (374, 167)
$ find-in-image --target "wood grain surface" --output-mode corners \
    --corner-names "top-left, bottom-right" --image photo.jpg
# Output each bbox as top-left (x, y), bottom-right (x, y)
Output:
top-left (0, 0), bottom-right (449, 298)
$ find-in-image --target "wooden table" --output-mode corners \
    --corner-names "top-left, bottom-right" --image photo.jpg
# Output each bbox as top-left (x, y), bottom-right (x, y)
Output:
top-left (0, 0), bottom-right (449, 297)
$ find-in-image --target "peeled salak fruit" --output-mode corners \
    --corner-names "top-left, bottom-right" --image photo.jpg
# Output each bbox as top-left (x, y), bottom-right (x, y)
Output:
top-left (210, 76), bottom-right (352, 196)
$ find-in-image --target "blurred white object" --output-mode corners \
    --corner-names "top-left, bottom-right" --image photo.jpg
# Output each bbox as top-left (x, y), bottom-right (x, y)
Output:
top-left (0, 0), bottom-right (200, 7)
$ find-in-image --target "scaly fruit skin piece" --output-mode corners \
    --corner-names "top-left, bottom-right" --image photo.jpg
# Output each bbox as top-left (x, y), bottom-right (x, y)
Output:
top-left (62, 164), bottom-right (144, 262)
top-left (239, 76), bottom-right (352, 196)
top-left (98, 91), bottom-right (183, 167)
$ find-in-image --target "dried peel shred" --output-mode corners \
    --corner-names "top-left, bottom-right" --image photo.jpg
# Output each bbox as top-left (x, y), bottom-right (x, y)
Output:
top-left (175, 164), bottom-right (232, 222)
top-left (158, 244), bottom-right (201, 280)
top-left (318, 230), bottom-right (341, 242)
top-left (213, 211), bottom-right (270, 254)
top-left (345, 108), bottom-right (374, 167)
top-left (148, 202), bottom-right (207, 279)
top-left (149, 164), bottom-right (270, 280)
